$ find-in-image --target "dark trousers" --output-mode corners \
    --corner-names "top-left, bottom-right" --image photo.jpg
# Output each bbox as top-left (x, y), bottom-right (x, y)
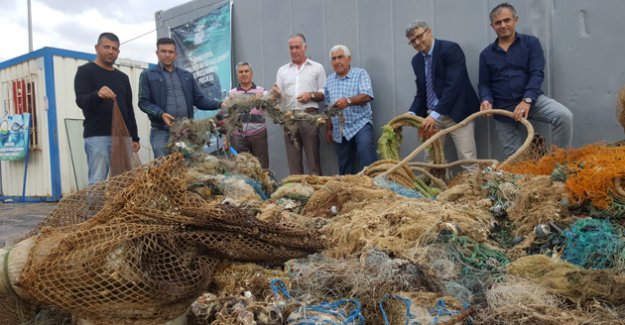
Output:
top-left (284, 121), bottom-right (321, 175)
top-left (231, 129), bottom-right (269, 169)
top-left (334, 123), bottom-right (377, 175)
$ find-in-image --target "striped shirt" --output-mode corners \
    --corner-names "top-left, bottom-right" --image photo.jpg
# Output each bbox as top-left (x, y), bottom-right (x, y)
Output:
top-left (324, 66), bottom-right (375, 142)
top-left (229, 83), bottom-right (266, 136)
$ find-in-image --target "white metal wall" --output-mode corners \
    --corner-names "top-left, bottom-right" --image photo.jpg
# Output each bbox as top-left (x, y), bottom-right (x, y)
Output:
top-left (0, 58), bottom-right (52, 197)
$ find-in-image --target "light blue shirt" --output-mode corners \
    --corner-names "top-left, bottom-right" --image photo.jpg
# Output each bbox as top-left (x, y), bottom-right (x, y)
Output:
top-left (324, 66), bottom-right (375, 142)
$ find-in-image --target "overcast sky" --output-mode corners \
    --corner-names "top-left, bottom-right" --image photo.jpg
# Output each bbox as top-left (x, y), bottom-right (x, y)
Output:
top-left (1, 0), bottom-right (189, 63)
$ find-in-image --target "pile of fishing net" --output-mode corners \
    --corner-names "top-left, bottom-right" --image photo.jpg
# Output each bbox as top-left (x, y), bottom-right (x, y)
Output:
top-left (178, 144), bottom-right (625, 324)
top-left (5, 96), bottom-right (625, 324)
top-left (0, 153), bottom-right (324, 325)
top-left (174, 106), bottom-right (625, 324)
top-left (502, 143), bottom-right (625, 213)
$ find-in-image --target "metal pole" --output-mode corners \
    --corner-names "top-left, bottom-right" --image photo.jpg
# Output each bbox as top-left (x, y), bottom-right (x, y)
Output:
top-left (27, 0), bottom-right (33, 52)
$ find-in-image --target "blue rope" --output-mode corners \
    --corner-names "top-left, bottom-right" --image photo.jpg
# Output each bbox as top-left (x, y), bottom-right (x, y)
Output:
top-left (243, 177), bottom-right (268, 200)
top-left (379, 295), bottom-right (421, 325)
top-left (270, 278), bottom-right (292, 301)
top-left (270, 279), bottom-right (364, 324)
top-left (288, 298), bottom-right (365, 325)
top-left (429, 299), bottom-right (460, 324)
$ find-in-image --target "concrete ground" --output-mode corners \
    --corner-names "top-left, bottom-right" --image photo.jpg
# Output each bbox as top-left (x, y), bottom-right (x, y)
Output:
top-left (0, 202), bottom-right (57, 247)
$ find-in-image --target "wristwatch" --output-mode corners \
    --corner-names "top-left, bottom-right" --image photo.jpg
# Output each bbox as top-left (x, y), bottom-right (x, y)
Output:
top-left (523, 97), bottom-right (533, 104)
top-left (346, 98), bottom-right (352, 105)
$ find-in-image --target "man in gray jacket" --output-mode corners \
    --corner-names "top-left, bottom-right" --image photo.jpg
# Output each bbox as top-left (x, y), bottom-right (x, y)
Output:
top-left (139, 37), bottom-right (222, 158)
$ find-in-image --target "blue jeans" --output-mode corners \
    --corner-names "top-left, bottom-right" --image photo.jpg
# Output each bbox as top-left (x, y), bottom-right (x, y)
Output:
top-left (84, 136), bottom-right (112, 185)
top-left (495, 95), bottom-right (573, 159)
top-left (335, 123), bottom-right (377, 175)
top-left (151, 127), bottom-right (170, 159)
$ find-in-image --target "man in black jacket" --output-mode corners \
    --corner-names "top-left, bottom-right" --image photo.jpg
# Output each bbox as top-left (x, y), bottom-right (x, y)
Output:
top-left (139, 37), bottom-right (222, 158)
top-left (405, 20), bottom-right (479, 170)
top-left (74, 32), bottom-right (140, 185)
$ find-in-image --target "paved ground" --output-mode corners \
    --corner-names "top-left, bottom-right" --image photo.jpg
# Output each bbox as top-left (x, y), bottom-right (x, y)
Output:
top-left (0, 202), bottom-right (57, 247)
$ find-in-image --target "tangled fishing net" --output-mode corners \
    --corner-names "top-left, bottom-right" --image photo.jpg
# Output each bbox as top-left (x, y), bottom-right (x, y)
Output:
top-left (221, 92), bottom-right (334, 150)
top-left (6, 98), bottom-right (625, 324)
top-left (562, 218), bottom-right (625, 270)
top-left (168, 117), bottom-right (220, 161)
top-left (507, 254), bottom-right (625, 308)
top-left (502, 144), bottom-right (625, 210)
top-left (0, 153), bottom-right (324, 324)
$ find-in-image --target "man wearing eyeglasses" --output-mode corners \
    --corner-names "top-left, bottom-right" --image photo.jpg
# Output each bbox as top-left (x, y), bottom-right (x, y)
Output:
top-left (405, 20), bottom-right (479, 171)
top-left (479, 3), bottom-right (573, 159)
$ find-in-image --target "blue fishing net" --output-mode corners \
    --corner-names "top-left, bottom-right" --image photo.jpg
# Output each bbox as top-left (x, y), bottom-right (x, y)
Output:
top-left (562, 218), bottom-right (625, 269)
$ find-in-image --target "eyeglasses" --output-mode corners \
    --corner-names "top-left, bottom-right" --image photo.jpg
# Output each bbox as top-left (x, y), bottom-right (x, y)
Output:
top-left (407, 29), bottom-right (429, 46)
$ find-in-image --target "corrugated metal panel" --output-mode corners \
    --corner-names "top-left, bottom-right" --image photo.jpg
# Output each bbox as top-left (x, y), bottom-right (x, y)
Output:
top-left (115, 65), bottom-right (153, 164)
top-left (53, 56), bottom-right (90, 194)
top-left (0, 58), bottom-right (52, 198)
top-left (155, 0), bottom-right (624, 179)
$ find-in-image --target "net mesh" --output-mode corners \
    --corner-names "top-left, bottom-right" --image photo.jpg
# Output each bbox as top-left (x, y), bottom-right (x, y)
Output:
top-left (110, 98), bottom-right (141, 178)
top-left (502, 144), bottom-right (625, 210)
top-left (4, 153), bottom-right (323, 325)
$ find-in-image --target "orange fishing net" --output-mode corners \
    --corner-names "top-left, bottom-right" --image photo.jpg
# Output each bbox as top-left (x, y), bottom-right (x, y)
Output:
top-left (502, 144), bottom-right (625, 209)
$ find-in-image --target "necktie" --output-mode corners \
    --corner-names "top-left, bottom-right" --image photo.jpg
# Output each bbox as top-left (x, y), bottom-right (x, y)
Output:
top-left (425, 54), bottom-right (436, 110)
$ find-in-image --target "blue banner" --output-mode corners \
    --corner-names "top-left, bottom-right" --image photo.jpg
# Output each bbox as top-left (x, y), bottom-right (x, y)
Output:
top-left (171, 1), bottom-right (232, 120)
top-left (0, 113), bottom-right (31, 160)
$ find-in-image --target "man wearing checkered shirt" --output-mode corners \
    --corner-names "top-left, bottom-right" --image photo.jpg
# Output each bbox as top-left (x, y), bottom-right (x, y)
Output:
top-left (324, 45), bottom-right (377, 175)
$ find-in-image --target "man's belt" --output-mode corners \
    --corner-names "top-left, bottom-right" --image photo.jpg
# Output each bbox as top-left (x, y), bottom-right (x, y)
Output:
top-left (304, 107), bottom-right (318, 114)
top-left (240, 113), bottom-right (265, 124)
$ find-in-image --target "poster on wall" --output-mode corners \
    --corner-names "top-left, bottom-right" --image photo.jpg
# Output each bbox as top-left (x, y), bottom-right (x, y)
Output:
top-left (0, 113), bottom-right (31, 161)
top-left (171, 0), bottom-right (232, 120)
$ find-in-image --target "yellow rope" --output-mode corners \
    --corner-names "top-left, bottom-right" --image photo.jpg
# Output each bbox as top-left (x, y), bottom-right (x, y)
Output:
top-left (381, 109), bottom-right (535, 178)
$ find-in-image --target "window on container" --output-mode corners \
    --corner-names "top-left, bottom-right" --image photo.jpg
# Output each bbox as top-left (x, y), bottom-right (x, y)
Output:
top-left (2, 75), bottom-right (39, 149)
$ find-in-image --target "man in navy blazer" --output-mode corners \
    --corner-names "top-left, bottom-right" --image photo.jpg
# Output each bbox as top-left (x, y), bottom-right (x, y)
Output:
top-left (405, 20), bottom-right (479, 170)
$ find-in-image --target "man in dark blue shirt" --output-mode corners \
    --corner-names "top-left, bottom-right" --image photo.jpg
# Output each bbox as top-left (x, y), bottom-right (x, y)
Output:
top-left (478, 2), bottom-right (573, 159)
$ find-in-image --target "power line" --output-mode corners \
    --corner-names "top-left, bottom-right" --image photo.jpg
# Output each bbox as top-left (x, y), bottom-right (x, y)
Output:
top-left (120, 0), bottom-right (230, 45)
top-left (121, 29), bottom-right (156, 45)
